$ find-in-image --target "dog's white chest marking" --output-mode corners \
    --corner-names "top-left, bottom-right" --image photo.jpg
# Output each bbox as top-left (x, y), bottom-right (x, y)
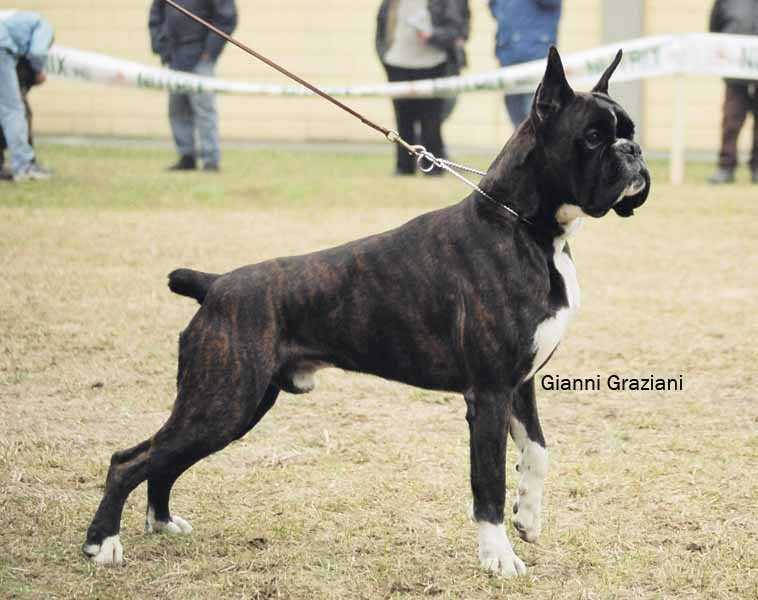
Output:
top-left (525, 213), bottom-right (582, 380)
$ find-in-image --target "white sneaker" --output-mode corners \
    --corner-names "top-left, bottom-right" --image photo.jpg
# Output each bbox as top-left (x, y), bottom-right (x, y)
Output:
top-left (13, 163), bottom-right (53, 182)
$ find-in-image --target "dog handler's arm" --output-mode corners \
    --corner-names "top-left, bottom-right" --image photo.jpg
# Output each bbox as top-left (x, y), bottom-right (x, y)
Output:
top-left (26, 15), bottom-right (54, 74)
top-left (708, 0), bottom-right (725, 33)
top-left (427, 0), bottom-right (466, 50)
top-left (148, 0), bottom-right (167, 59)
top-left (203, 0), bottom-right (238, 63)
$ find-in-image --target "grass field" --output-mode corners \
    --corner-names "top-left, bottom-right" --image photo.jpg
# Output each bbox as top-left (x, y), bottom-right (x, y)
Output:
top-left (1, 144), bottom-right (756, 599)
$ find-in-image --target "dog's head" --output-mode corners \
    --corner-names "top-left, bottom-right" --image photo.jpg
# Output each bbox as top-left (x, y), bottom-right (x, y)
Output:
top-left (530, 48), bottom-right (650, 219)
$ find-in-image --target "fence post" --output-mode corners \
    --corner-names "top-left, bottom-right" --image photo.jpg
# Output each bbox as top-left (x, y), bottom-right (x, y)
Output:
top-left (669, 75), bottom-right (686, 185)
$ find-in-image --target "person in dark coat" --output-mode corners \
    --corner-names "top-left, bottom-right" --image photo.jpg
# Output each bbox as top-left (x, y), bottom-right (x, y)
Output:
top-left (488, 0), bottom-right (561, 127)
top-left (376, 0), bottom-right (468, 176)
top-left (149, 0), bottom-right (237, 172)
top-left (707, 0), bottom-right (758, 184)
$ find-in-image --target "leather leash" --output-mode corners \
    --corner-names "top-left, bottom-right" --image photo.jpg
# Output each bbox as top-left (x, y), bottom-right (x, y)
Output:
top-left (161, 0), bottom-right (530, 225)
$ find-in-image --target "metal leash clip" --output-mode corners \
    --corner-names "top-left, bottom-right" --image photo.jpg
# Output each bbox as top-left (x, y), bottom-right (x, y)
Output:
top-left (413, 146), bottom-right (439, 173)
top-left (385, 130), bottom-right (530, 224)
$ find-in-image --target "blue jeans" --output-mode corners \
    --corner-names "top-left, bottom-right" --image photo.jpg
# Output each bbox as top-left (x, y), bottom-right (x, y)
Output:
top-left (505, 93), bottom-right (533, 128)
top-left (169, 60), bottom-right (220, 166)
top-left (0, 50), bottom-right (35, 174)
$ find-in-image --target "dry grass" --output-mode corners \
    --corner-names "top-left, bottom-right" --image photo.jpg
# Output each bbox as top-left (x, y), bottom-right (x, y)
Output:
top-left (0, 145), bottom-right (756, 599)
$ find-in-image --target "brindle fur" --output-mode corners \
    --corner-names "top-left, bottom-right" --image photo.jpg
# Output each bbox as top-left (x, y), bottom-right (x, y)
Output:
top-left (83, 48), bottom-right (650, 566)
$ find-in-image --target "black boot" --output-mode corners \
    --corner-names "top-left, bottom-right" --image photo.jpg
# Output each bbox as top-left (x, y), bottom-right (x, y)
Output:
top-left (167, 155), bottom-right (197, 171)
top-left (707, 167), bottom-right (735, 184)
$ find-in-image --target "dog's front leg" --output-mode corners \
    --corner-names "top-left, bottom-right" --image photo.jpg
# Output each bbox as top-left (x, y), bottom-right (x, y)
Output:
top-left (510, 379), bottom-right (548, 543)
top-left (465, 389), bottom-right (526, 577)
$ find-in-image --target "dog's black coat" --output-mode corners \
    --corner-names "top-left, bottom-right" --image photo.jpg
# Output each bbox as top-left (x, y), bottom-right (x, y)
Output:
top-left (83, 49), bottom-right (650, 569)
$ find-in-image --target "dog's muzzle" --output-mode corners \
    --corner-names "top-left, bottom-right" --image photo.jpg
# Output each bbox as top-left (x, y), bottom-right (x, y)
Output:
top-left (611, 140), bottom-right (650, 218)
top-left (613, 168), bottom-right (650, 217)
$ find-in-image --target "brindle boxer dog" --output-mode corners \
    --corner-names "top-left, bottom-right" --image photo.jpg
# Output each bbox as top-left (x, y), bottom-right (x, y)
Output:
top-left (83, 48), bottom-right (650, 575)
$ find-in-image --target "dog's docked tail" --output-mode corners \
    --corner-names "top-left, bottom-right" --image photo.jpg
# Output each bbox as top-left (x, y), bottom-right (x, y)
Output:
top-left (168, 268), bottom-right (220, 304)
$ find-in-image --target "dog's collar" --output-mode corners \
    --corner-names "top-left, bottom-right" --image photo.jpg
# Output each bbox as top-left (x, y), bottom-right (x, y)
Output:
top-left (475, 189), bottom-right (534, 226)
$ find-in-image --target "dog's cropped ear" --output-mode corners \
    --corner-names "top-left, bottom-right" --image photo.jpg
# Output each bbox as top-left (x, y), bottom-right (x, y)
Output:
top-left (592, 49), bottom-right (623, 94)
top-left (533, 47), bottom-right (575, 124)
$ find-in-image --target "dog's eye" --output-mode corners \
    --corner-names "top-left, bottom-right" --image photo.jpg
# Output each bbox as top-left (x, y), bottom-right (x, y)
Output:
top-left (585, 129), bottom-right (602, 147)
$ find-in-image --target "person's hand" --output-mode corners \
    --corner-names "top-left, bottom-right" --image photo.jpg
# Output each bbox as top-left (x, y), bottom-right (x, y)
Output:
top-left (416, 30), bottom-right (432, 43)
top-left (35, 71), bottom-right (47, 84)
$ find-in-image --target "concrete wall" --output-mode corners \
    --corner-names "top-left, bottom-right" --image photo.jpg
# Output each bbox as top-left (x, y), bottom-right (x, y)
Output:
top-left (22, 0), bottom-right (743, 155)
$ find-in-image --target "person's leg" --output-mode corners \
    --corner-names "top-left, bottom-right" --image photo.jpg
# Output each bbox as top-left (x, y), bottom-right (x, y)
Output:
top-left (418, 96), bottom-right (446, 175)
top-left (504, 93), bottom-right (532, 128)
top-left (441, 59), bottom-right (460, 122)
top-left (385, 64), bottom-right (417, 175)
top-left (0, 51), bottom-right (35, 176)
top-left (168, 90), bottom-right (196, 168)
top-left (711, 82), bottom-right (748, 183)
top-left (393, 98), bottom-right (418, 174)
top-left (190, 60), bottom-right (220, 169)
top-left (748, 84), bottom-right (758, 181)
top-left (23, 93), bottom-right (33, 147)
top-left (418, 62), bottom-right (449, 174)
top-left (0, 135), bottom-right (6, 177)
top-left (441, 96), bottom-right (458, 122)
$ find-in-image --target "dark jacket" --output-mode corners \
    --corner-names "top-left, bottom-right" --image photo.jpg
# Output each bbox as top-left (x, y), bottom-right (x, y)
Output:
top-left (375, 0), bottom-right (469, 69)
top-left (489, 0), bottom-right (561, 67)
top-left (148, 0), bottom-right (237, 72)
top-left (709, 0), bottom-right (758, 35)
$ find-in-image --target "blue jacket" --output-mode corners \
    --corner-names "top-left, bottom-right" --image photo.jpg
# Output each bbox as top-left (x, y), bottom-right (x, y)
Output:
top-left (149, 0), bottom-right (237, 72)
top-left (489, 0), bottom-right (561, 66)
top-left (0, 11), bottom-right (54, 72)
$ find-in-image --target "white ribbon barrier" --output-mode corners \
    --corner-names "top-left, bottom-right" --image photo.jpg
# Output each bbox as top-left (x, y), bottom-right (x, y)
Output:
top-left (43, 33), bottom-right (758, 184)
top-left (46, 33), bottom-right (758, 99)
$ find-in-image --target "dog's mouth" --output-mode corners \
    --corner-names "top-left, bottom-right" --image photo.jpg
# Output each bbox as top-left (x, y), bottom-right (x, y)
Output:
top-left (612, 169), bottom-right (650, 217)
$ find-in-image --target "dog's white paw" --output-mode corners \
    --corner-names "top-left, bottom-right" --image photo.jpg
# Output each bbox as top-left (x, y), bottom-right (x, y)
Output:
top-left (145, 507), bottom-right (193, 535)
top-left (83, 534), bottom-right (123, 566)
top-left (512, 489), bottom-right (542, 543)
top-left (477, 522), bottom-right (527, 577)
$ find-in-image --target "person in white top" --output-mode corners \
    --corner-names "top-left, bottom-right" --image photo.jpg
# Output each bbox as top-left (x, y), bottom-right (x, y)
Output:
top-left (376, 0), bottom-right (468, 175)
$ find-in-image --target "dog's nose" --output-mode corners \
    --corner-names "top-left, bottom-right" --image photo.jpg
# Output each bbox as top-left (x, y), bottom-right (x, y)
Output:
top-left (617, 140), bottom-right (642, 158)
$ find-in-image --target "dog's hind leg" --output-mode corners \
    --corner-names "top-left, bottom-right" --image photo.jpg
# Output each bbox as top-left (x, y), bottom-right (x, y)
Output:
top-left (82, 439), bottom-right (151, 565)
top-left (466, 388), bottom-right (526, 577)
top-left (509, 378), bottom-right (548, 543)
top-left (84, 358), bottom-right (275, 565)
top-left (145, 384), bottom-right (280, 535)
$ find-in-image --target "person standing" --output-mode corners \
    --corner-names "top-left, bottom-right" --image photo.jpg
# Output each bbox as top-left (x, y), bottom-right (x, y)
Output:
top-left (488, 0), bottom-right (561, 128)
top-left (376, 0), bottom-right (468, 176)
top-left (441, 0), bottom-right (471, 123)
top-left (0, 10), bottom-right (53, 182)
top-left (149, 0), bottom-right (237, 172)
top-left (707, 0), bottom-right (758, 184)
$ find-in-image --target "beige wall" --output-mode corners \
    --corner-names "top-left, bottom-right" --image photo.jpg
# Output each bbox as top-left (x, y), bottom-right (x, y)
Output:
top-left (22, 0), bottom-right (741, 154)
top-left (643, 0), bottom-right (737, 153)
